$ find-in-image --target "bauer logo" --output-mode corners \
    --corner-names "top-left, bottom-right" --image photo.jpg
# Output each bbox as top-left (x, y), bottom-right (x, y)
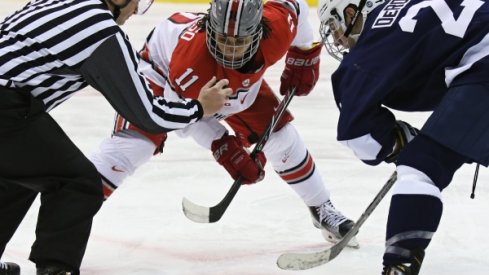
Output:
top-left (372, 0), bottom-right (411, 29)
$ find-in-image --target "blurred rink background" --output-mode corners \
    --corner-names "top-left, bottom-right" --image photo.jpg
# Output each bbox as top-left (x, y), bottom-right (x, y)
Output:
top-left (1, 0), bottom-right (488, 274)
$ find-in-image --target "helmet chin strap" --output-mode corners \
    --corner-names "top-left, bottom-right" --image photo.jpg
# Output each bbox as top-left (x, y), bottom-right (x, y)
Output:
top-left (343, 0), bottom-right (367, 38)
top-left (107, 0), bottom-right (131, 20)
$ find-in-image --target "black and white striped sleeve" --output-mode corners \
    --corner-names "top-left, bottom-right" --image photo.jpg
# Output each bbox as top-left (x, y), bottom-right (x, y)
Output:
top-left (79, 32), bottom-right (203, 133)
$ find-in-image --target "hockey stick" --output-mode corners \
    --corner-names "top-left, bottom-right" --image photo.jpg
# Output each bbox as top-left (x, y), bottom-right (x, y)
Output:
top-left (277, 171), bottom-right (398, 270)
top-left (182, 87), bottom-right (297, 223)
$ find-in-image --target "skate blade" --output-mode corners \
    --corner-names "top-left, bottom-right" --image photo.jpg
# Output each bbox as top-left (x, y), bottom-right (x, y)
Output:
top-left (320, 229), bottom-right (360, 249)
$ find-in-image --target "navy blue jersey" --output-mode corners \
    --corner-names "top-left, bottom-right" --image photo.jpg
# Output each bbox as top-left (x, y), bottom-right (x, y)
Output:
top-left (332, 0), bottom-right (489, 162)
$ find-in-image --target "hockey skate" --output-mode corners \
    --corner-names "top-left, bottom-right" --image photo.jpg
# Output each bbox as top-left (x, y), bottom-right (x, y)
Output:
top-left (382, 249), bottom-right (425, 275)
top-left (309, 200), bottom-right (359, 248)
top-left (0, 262), bottom-right (20, 275)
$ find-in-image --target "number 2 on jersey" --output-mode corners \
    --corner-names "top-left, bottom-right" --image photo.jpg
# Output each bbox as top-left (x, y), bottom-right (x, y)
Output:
top-left (399, 0), bottom-right (484, 38)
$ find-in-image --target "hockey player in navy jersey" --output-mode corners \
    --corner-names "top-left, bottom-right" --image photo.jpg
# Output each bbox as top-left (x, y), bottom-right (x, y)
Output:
top-left (318, 0), bottom-right (489, 274)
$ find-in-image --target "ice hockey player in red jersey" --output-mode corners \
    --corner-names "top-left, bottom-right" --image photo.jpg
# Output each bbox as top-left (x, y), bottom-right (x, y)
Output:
top-left (90, 0), bottom-right (356, 245)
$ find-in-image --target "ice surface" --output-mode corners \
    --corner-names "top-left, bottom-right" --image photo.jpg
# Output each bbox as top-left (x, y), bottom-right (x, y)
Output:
top-left (1, 1), bottom-right (488, 274)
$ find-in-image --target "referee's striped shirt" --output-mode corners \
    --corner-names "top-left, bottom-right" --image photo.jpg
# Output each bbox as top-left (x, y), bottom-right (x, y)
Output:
top-left (0, 0), bottom-right (203, 133)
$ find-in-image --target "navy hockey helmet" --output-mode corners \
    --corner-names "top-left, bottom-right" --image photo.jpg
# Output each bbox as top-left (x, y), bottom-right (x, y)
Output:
top-left (318, 0), bottom-right (384, 61)
top-left (206, 0), bottom-right (263, 69)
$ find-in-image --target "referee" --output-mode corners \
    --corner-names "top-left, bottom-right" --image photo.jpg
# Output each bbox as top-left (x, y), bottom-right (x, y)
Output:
top-left (0, 1), bottom-right (231, 274)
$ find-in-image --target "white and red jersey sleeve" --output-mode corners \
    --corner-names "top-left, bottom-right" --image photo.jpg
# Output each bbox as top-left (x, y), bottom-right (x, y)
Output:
top-left (258, 0), bottom-right (298, 66)
top-left (138, 12), bottom-right (204, 97)
top-left (267, 0), bottom-right (314, 47)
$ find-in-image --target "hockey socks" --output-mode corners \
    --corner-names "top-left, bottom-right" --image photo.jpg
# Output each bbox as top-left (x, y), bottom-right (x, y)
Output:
top-left (383, 193), bottom-right (442, 267)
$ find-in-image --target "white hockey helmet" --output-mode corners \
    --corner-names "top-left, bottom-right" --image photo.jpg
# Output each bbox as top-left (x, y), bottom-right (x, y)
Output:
top-left (206, 0), bottom-right (263, 69)
top-left (318, 0), bottom-right (384, 61)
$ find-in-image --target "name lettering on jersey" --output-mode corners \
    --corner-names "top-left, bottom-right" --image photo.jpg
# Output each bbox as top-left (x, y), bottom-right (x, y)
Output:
top-left (175, 68), bottom-right (198, 91)
top-left (372, 0), bottom-right (411, 29)
top-left (181, 23), bottom-right (200, 41)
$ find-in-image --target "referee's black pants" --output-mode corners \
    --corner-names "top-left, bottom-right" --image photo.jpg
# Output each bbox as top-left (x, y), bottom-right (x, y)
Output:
top-left (0, 88), bottom-right (104, 272)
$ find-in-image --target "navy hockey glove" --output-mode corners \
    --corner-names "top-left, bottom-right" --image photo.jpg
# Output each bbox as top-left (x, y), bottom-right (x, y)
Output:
top-left (211, 135), bottom-right (266, 184)
top-left (385, 120), bottom-right (419, 163)
top-left (280, 42), bottom-right (321, 96)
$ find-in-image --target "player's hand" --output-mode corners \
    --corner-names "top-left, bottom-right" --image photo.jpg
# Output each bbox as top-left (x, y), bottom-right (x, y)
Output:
top-left (211, 135), bottom-right (266, 184)
top-left (280, 42), bottom-right (321, 96)
top-left (385, 120), bottom-right (419, 163)
top-left (198, 76), bottom-right (232, 116)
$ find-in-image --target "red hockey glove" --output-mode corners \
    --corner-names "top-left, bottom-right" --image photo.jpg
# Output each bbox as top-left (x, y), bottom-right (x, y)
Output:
top-left (280, 42), bottom-right (322, 96)
top-left (211, 135), bottom-right (266, 184)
